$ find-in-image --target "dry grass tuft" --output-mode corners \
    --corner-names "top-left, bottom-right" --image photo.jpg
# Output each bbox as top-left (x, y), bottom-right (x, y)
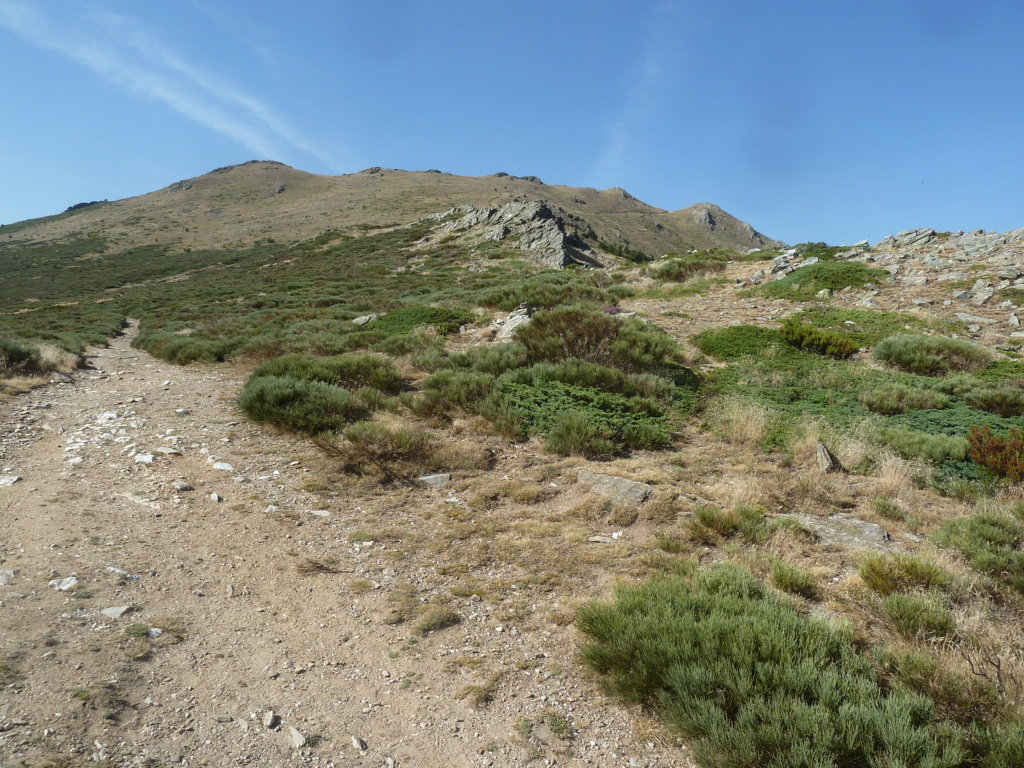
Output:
top-left (709, 397), bottom-right (770, 449)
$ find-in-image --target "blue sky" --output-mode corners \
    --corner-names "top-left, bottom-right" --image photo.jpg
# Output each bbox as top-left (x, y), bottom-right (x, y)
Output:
top-left (1, 0), bottom-right (1021, 245)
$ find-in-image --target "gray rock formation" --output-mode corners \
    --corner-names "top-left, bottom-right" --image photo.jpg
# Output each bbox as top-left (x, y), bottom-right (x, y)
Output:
top-left (577, 470), bottom-right (653, 506)
top-left (427, 200), bottom-right (599, 268)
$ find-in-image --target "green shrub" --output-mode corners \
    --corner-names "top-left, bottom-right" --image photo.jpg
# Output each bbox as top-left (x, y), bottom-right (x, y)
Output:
top-left (690, 325), bottom-right (781, 360)
top-left (967, 424), bottom-right (1024, 481)
top-left (870, 495), bottom-right (911, 522)
top-left (478, 273), bottom-right (612, 310)
top-left (875, 425), bottom-right (969, 462)
top-left (769, 560), bottom-right (819, 599)
top-left (933, 513), bottom-right (1024, 593)
top-left (780, 318), bottom-right (858, 358)
top-left (367, 306), bottom-right (473, 336)
top-left (962, 385), bottom-right (1024, 417)
top-left (251, 353), bottom-right (403, 394)
top-left (516, 306), bottom-right (678, 373)
top-left (746, 261), bottom-right (888, 301)
top-left (337, 421), bottom-right (440, 477)
top-left (485, 379), bottom-right (673, 454)
top-left (0, 337), bottom-right (49, 375)
top-left (688, 504), bottom-right (773, 545)
top-left (500, 360), bottom-right (676, 403)
top-left (861, 385), bottom-right (950, 415)
top-left (652, 255), bottom-right (726, 282)
top-left (238, 375), bottom-right (368, 435)
top-left (577, 564), bottom-right (999, 767)
top-left (422, 369), bottom-right (496, 409)
top-left (875, 334), bottom-right (991, 376)
top-left (881, 593), bottom-right (955, 638)
top-left (859, 553), bottom-right (953, 596)
top-left (790, 307), bottom-right (950, 346)
top-left (545, 411), bottom-right (617, 459)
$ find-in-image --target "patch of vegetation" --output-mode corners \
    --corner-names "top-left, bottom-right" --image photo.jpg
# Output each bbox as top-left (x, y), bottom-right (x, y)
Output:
top-left (791, 307), bottom-right (957, 347)
top-left (967, 425), bottom-right (1024, 480)
top-left (650, 253), bottom-right (726, 282)
top-left (861, 385), bottom-right (950, 415)
top-left (250, 353), bottom-right (403, 394)
top-left (769, 559), bottom-right (819, 599)
top-left (0, 338), bottom-right (53, 375)
top-left (691, 325), bottom-right (781, 360)
top-left (875, 334), bottom-right (992, 376)
top-left (743, 261), bottom-right (888, 301)
top-left (933, 512), bottom-right (1024, 593)
top-left (780, 318), bottom-right (858, 358)
top-left (578, 563), bottom-right (1023, 768)
top-left (367, 306), bottom-right (474, 336)
top-left (237, 376), bottom-right (369, 435)
top-left (859, 553), bottom-right (953, 596)
top-left (881, 593), bottom-right (955, 639)
top-left (598, 239), bottom-right (653, 264)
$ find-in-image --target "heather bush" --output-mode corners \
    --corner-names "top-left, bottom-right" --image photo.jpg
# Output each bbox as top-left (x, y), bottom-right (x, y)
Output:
top-left (780, 318), bottom-right (858, 358)
top-left (861, 385), bottom-right (950, 415)
top-left (237, 375), bottom-right (368, 435)
top-left (251, 353), bottom-right (403, 393)
top-left (967, 424), bottom-right (1024, 480)
top-left (875, 334), bottom-right (991, 375)
top-left (933, 512), bottom-right (1024, 593)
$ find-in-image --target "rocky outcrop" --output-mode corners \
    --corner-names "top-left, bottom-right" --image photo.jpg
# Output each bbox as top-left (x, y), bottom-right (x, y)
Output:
top-left (427, 200), bottom-right (600, 268)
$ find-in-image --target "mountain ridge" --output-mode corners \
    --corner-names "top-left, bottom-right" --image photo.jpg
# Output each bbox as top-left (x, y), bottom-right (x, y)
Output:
top-left (2, 160), bottom-right (784, 259)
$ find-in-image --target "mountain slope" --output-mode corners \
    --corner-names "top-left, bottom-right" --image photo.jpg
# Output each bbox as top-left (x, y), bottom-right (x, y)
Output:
top-left (1, 161), bottom-right (783, 257)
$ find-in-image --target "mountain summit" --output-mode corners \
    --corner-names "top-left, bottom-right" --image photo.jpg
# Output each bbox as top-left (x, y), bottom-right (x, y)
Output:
top-left (6, 161), bottom-right (783, 259)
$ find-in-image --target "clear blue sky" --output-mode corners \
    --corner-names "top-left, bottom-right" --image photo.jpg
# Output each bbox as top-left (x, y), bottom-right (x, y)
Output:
top-left (1, 0), bottom-right (1021, 245)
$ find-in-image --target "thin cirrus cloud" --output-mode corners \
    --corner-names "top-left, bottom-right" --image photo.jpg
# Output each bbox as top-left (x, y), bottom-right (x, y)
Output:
top-left (589, 1), bottom-right (678, 185)
top-left (0, 0), bottom-right (342, 170)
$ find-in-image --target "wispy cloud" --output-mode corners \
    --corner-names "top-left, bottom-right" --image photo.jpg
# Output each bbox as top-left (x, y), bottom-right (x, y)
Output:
top-left (589, 2), bottom-right (678, 185)
top-left (0, 0), bottom-right (342, 170)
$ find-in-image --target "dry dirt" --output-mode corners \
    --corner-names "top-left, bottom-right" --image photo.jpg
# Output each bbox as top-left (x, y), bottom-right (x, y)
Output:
top-left (0, 326), bottom-right (696, 768)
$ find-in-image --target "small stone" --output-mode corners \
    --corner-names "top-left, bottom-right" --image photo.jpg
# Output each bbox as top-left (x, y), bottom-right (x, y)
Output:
top-left (49, 576), bottom-right (79, 591)
top-left (213, 715), bottom-right (232, 723)
top-left (262, 710), bottom-right (279, 729)
top-left (954, 312), bottom-right (997, 324)
top-left (577, 470), bottom-right (652, 506)
top-left (172, 481), bottom-right (193, 493)
top-left (351, 735), bottom-right (367, 751)
top-left (587, 535), bottom-right (614, 544)
top-left (351, 314), bottom-right (379, 327)
top-left (287, 726), bottom-right (306, 749)
top-left (209, 492), bottom-right (222, 503)
top-left (147, 627), bottom-right (164, 639)
top-left (815, 442), bottom-right (843, 473)
top-left (134, 454), bottom-right (155, 465)
top-left (175, 408), bottom-right (190, 415)
top-left (418, 473), bottom-right (451, 488)
top-left (0, 569), bottom-right (15, 586)
top-left (68, 457), bottom-right (84, 467)
top-left (0, 475), bottom-right (22, 487)
top-left (307, 509), bottom-right (330, 517)
top-left (212, 462), bottom-right (233, 472)
top-left (101, 606), bottom-right (131, 619)
top-left (156, 446), bottom-right (182, 456)
top-left (1010, 314), bottom-right (1020, 328)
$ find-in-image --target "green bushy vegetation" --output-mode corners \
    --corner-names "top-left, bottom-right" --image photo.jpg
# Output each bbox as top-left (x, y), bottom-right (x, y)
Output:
top-left (880, 593), bottom-right (956, 639)
top-left (859, 553), bottom-right (954, 596)
top-left (0, 338), bottom-right (51, 375)
top-left (237, 376), bottom-right (369, 435)
top-left (691, 325), bottom-right (781, 360)
top-left (780, 318), bottom-right (858, 358)
top-left (861, 385), bottom-right (949, 415)
top-left (597, 240), bottom-right (653, 263)
top-left (876, 334), bottom-right (992, 376)
top-left (578, 563), bottom-right (1023, 768)
top-left (250, 353), bottom-right (403, 394)
top-left (744, 261), bottom-right (888, 301)
top-left (933, 512), bottom-right (1024, 593)
top-left (650, 252), bottom-right (728, 282)
top-left (791, 307), bottom-right (956, 347)
top-left (366, 306), bottom-right (474, 336)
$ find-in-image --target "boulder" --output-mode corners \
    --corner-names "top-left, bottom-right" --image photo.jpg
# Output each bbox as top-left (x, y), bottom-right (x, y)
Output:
top-left (577, 470), bottom-right (652, 506)
top-left (792, 514), bottom-right (892, 551)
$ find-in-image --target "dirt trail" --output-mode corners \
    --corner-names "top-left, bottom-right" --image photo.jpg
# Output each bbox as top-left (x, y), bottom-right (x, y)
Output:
top-left (0, 327), bottom-right (689, 767)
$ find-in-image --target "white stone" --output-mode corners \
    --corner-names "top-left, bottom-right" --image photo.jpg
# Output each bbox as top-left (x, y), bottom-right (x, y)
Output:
top-left (49, 576), bottom-right (79, 591)
top-left (134, 454), bottom-right (155, 464)
top-left (0, 475), bottom-right (22, 487)
top-left (101, 606), bottom-right (131, 619)
top-left (212, 462), bottom-right (233, 472)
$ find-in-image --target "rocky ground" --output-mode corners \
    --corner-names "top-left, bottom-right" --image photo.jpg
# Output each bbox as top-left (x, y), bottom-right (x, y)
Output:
top-left (0, 327), bottom-right (693, 768)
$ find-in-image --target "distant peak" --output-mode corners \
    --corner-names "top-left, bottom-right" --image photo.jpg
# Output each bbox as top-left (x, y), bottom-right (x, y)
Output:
top-left (209, 160), bottom-right (290, 174)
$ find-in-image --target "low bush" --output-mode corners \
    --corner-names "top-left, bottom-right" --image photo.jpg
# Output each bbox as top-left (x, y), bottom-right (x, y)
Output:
top-left (422, 369), bottom-right (496, 409)
top-left (238, 376), bottom-right (368, 435)
top-left (651, 254), bottom-right (726, 283)
top-left (859, 553), bottom-right (953, 596)
top-left (251, 353), bottom-right (403, 394)
top-left (933, 513), bottom-right (1024, 593)
top-left (334, 421), bottom-right (440, 477)
top-left (967, 424), bottom-right (1024, 480)
top-left (478, 272), bottom-right (613, 310)
top-left (790, 307), bottom-right (948, 346)
top-left (0, 337), bottom-right (50, 375)
top-left (780, 318), bottom-right (858, 358)
top-left (962, 384), bottom-right (1024, 418)
top-left (875, 334), bottom-right (991, 376)
top-left (577, 563), bottom-right (1018, 767)
top-left (881, 593), bottom-right (955, 639)
top-left (367, 306), bottom-right (473, 336)
top-left (687, 504), bottom-right (774, 545)
top-left (745, 261), bottom-right (888, 301)
top-left (875, 425), bottom-right (969, 462)
top-left (861, 385), bottom-right (950, 415)
top-left (516, 306), bottom-right (678, 373)
top-left (690, 325), bottom-right (781, 360)
top-left (545, 411), bottom-right (617, 459)
top-left (769, 559), bottom-right (819, 599)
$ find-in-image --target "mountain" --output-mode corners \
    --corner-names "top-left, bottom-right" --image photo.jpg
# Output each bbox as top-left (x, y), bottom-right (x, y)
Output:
top-left (2, 161), bottom-right (783, 260)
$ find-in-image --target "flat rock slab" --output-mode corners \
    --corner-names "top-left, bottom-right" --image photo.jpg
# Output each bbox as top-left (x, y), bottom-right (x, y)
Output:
top-left (418, 473), bottom-right (451, 488)
top-left (793, 514), bottom-right (892, 551)
top-left (0, 475), bottom-right (22, 487)
top-left (954, 312), bottom-right (997, 324)
top-left (577, 470), bottom-right (652, 507)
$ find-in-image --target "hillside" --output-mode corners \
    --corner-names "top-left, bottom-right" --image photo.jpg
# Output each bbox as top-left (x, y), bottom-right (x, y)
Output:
top-left (1, 160), bottom-right (782, 258)
top-left (3, 165), bottom-right (1024, 767)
